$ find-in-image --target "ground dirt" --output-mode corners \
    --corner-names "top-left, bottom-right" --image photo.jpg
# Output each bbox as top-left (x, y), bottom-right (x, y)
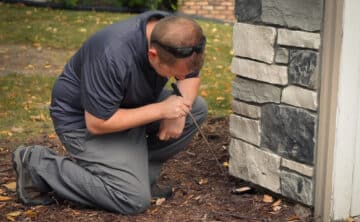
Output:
top-left (0, 44), bottom-right (313, 221)
top-left (0, 118), bottom-right (313, 222)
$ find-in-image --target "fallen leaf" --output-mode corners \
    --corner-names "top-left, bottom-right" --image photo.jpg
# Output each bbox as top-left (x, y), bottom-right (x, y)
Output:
top-left (155, 198), bottom-right (166, 206)
top-left (198, 178), bottom-right (208, 185)
top-left (6, 211), bottom-right (22, 221)
top-left (223, 162), bottom-right (229, 167)
top-left (0, 195), bottom-right (12, 201)
top-left (263, 194), bottom-right (273, 203)
top-left (25, 209), bottom-right (37, 217)
top-left (194, 195), bottom-right (201, 200)
top-left (347, 217), bottom-right (355, 222)
top-left (216, 96), bottom-right (225, 101)
top-left (272, 199), bottom-right (282, 207)
top-left (32, 42), bottom-right (41, 49)
top-left (30, 113), bottom-right (46, 121)
top-left (25, 64), bottom-right (35, 70)
top-left (48, 133), bottom-right (57, 139)
top-left (0, 203), bottom-right (6, 209)
top-left (78, 28), bottom-right (87, 32)
top-left (272, 205), bottom-right (282, 212)
top-left (232, 186), bottom-right (252, 194)
top-left (287, 215), bottom-right (301, 221)
top-left (11, 127), bottom-right (24, 133)
top-left (200, 90), bottom-right (208, 97)
top-left (149, 207), bottom-right (159, 214)
top-left (4, 182), bottom-right (16, 192)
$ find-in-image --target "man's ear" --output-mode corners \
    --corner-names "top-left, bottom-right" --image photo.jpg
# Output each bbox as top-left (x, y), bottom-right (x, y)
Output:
top-left (148, 47), bottom-right (158, 61)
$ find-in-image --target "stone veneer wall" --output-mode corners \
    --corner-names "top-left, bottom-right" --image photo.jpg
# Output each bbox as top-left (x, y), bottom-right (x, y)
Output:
top-left (177, 0), bottom-right (235, 22)
top-left (229, 0), bottom-right (323, 206)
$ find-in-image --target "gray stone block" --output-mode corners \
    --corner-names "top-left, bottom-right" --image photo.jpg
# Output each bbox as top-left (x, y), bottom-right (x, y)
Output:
top-left (232, 77), bottom-right (281, 103)
top-left (234, 0), bottom-right (261, 22)
top-left (289, 50), bottom-right (319, 89)
top-left (261, 104), bottom-right (316, 164)
top-left (281, 171), bottom-right (313, 206)
top-left (261, 0), bottom-right (323, 32)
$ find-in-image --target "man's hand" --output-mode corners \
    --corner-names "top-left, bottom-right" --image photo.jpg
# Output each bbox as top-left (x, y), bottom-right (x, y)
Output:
top-left (157, 117), bottom-right (186, 140)
top-left (160, 95), bottom-right (191, 119)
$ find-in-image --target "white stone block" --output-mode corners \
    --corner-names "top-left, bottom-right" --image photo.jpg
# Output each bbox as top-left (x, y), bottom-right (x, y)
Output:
top-left (232, 100), bottom-right (261, 119)
top-left (278, 29), bottom-right (321, 49)
top-left (247, 145), bottom-right (281, 193)
top-left (229, 114), bottom-right (261, 146)
top-left (231, 57), bottom-right (288, 85)
top-left (282, 85), bottom-right (318, 111)
top-left (275, 47), bottom-right (289, 64)
top-left (229, 138), bottom-right (249, 180)
top-left (233, 23), bottom-right (276, 64)
top-left (229, 138), bottom-right (281, 193)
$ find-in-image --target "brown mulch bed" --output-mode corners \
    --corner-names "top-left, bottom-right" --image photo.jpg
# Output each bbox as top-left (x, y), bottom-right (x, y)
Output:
top-left (0, 117), bottom-right (312, 221)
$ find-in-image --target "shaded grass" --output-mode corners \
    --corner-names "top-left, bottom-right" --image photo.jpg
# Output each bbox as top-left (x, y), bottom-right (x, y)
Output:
top-left (0, 3), bottom-right (233, 140)
top-left (0, 73), bottom-right (57, 140)
top-left (0, 3), bottom-right (132, 49)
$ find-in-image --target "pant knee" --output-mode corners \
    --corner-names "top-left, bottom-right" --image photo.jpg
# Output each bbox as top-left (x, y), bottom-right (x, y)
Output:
top-left (109, 186), bottom-right (151, 215)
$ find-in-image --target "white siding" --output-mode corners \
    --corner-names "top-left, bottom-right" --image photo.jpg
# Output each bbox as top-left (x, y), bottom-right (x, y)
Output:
top-left (332, 0), bottom-right (360, 219)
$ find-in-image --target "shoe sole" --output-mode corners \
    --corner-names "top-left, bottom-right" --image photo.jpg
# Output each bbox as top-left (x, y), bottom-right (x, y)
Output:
top-left (12, 146), bottom-right (31, 205)
top-left (12, 146), bottom-right (55, 206)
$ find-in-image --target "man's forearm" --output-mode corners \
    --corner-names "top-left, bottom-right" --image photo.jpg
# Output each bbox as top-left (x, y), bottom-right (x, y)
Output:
top-left (176, 77), bottom-right (201, 106)
top-left (85, 103), bottom-right (164, 135)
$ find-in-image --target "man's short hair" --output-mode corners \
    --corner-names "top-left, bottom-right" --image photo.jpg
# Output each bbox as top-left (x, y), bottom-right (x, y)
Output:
top-left (150, 15), bottom-right (205, 73)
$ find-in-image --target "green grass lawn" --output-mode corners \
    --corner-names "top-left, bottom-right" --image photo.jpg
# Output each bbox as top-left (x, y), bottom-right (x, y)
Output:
top-left (0, 3), bottom-right (233, 140)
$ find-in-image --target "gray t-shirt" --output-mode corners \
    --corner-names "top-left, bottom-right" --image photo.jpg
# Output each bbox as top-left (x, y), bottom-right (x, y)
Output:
top-left (50, 11), bottom-right (170, 134)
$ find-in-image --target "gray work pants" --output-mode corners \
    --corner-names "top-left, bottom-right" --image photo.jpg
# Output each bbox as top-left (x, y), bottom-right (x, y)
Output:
top-left (26, 90), bottom-right (207, 214)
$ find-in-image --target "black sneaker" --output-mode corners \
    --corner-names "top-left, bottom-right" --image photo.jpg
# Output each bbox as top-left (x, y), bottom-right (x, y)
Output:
top-left (151, 183), bottom-right (173, 199)
top-left (12, 146), bottom-right (54, 205)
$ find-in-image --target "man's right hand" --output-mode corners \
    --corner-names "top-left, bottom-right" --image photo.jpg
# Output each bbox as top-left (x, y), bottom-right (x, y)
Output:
top-left (85, 95), bottom-right (191, 135)
top-left (160, 95), bottom-right (191, 119)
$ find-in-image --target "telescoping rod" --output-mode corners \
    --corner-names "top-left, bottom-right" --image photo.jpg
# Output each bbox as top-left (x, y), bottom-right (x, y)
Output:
top-left (171, 83), bottom-right (227, 176)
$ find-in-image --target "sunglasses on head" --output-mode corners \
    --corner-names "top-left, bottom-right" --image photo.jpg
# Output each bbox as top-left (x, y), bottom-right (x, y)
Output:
top-left (151, 36), bottom-right (206, 58)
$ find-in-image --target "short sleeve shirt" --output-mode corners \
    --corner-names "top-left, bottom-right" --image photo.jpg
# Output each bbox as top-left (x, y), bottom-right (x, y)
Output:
top-left (50, 11), bottom-right (170, 134)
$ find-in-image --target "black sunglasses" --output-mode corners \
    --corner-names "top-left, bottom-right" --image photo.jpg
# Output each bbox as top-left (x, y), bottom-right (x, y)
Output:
top-left (151, 37), bottom-right (206, 58)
